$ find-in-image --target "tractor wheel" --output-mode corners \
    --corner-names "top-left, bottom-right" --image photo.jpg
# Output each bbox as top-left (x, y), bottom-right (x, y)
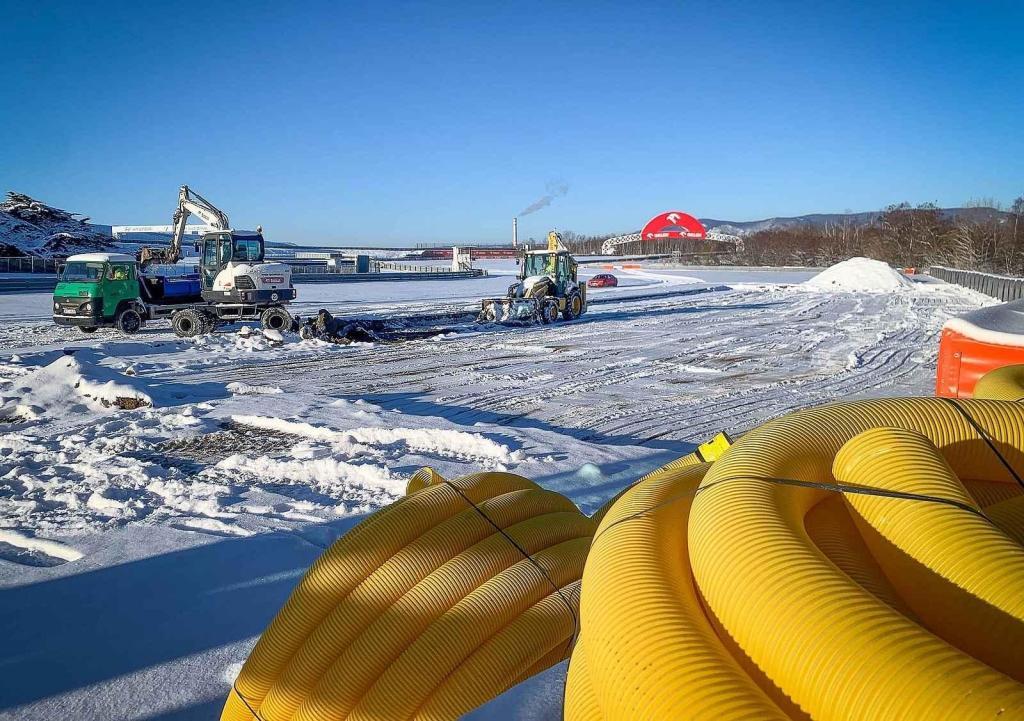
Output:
top-left (172, 308), bottom-right (205, 338)
top-left (115, 307), bottom-right (143, 335)
top-left (479, 305), bottom-right (497, 323)
top-left (563, 293), bottom-right (583, 321)
top-left (540, 299), bottom-right (559, 324)
top-left (260, 306), bottom-right (292, 333)
top-left (78, 326), bottom-right (98, 334)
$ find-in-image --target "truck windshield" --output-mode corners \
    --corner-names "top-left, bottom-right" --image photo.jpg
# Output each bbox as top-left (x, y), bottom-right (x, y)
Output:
top-left (60, 261), bottom-right (105, 282)
top-left (232, 238), bottom-right (262, 262)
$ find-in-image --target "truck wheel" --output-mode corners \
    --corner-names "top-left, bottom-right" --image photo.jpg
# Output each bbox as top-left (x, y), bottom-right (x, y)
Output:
top-left (172, 308), bottom-right (205, 338)
top-left (540, 299), bottom-right (559, 324)
top-left (115, 307), bottom-right (143, 335)
top-left (78, 326), bottom-right (98, 334)
top-left (563, 293), bottom-right (583, 321)
top-left (260, 306), bottom-right (292, 332)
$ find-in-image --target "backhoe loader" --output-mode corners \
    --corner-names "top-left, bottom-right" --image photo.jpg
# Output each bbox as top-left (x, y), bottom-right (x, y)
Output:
top-left (479, 231), bottom-right (587, 323)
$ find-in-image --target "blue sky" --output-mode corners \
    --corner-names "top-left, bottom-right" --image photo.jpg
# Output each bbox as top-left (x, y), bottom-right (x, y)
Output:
top-left (1, 1), bottom-right (1021, 245)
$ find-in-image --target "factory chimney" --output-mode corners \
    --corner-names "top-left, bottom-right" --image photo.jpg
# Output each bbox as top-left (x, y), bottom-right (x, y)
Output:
top-left (512, 217), bottom-right (518, 248)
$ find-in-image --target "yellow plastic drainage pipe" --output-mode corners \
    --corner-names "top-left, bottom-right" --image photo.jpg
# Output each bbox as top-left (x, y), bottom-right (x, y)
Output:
top-left (571, 462), bottom-right (789, 720)
top-left (568, 398), bottom-right (1024, 720)
top-left (222, 471), bottom-right (593, 721)
top-left (834, 426), bottom-right (1024, 681)
top-left (690, 398), bottom-right (1024, 720)
top-left (974, 363), bottom-right (1024, 401)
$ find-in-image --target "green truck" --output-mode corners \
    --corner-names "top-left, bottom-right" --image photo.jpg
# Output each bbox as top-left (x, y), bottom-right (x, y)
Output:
top-left (53, 233), bottom-right (296, 337)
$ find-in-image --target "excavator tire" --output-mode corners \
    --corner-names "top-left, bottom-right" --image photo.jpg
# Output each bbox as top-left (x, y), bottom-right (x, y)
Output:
top-left (261, 306), bottom-right (292, 333)
top-left (172, 308), bottom-right (206, 338)
top-left (199, 311), bottom-right (218, 335)
top-left (563, 292), bottom-right (583, 321)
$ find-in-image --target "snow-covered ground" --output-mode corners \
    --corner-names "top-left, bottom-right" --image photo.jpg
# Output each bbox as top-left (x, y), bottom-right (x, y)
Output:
top-left (0, 264), bottom-right (990, 720)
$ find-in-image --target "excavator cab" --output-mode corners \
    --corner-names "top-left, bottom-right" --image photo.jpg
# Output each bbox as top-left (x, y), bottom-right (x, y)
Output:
top-left (199, 231), bottom-right (265, 290)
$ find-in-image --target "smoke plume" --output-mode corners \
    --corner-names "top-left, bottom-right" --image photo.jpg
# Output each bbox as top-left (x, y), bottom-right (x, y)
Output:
top-left (519, 181), bottom-right (569, 216)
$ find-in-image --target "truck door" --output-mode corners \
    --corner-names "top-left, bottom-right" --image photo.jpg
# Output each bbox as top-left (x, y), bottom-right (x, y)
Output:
top-left (105, 262), bottom-right (137, 319)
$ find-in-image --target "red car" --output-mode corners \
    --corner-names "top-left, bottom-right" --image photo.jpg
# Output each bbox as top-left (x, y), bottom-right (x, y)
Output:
top-left (587, 273), bottom-right (618, 288)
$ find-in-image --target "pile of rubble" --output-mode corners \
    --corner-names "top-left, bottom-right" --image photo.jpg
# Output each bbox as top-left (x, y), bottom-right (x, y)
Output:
top-left (0, 191), bottom-right (114, 257)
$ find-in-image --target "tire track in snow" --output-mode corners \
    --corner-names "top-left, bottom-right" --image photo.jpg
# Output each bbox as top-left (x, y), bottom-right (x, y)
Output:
top-left (157, 282), bottom-right (983, 451)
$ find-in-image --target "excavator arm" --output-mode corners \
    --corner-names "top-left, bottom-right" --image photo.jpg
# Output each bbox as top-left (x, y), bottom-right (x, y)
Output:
top-left (139, 185), bottom-right (230, 268)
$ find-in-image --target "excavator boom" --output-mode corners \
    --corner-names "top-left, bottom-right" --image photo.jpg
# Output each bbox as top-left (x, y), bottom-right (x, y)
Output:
top-left (139, 185), bottom-right (230, 267)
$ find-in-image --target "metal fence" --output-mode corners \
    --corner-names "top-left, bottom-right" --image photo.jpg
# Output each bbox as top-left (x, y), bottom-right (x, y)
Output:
top-left (289, 263), bottom-right (353, 274)
top-left (928, 265), bottom-right (1024, 301)
top-left (373, 261), bottom-right (455, 273)
top-left (0, 256), bottom-right (60, 274)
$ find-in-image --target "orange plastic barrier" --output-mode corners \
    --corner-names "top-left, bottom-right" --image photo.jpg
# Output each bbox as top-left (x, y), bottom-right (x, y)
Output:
top-left (621, 263), bottom-right (642, 269)
top-left (937, 302), bottom-right (1024, 397)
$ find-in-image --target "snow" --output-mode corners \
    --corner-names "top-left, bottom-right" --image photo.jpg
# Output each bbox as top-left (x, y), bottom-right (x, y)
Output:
top-left (231, 415), bottom-right (520, 464)
top-left (802, 256), bottom-right (913, 292)
top-left (943, 299), bottom-right (1024, 347)
top-left (0, 192), bottom-right (114, 257)
top-left (0, 353), bottom-right (154, 420)
top-left (260, 328), bottom-right (284, 344)
top-left (521, 274), bottom-right (550, 290)
top-left (65, 252), bottom-right (135, 263)
top-left (0, 262), bottom-right (989, 719)
top-left (0, 528), bottom-right (83, 564)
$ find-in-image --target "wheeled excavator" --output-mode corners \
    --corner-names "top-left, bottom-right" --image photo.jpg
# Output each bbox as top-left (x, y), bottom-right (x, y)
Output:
top-left (479, 230), bottom-right (587, 323)
top-left (53, 185), bottom-right (296, 336)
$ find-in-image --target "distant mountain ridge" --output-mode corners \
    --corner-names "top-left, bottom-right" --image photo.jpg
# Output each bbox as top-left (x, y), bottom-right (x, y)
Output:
top-left (700, 207), bottom-right (1010, 236)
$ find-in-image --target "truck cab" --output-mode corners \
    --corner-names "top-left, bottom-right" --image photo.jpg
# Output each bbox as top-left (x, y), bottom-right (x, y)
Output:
top-left (198, 230), bottom-right (295, 305)
top-left (52, 253), bottom-right (144, 333)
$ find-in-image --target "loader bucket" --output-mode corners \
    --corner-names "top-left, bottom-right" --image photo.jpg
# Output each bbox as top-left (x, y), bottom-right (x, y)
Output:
top-left (478, 298), bottom-right (539, 324)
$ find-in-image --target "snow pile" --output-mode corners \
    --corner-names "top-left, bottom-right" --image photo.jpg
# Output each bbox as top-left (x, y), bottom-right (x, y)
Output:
top-left (192, 327), bottom-right (292, 353)
top-left (231, 414), bottom-right (520, 464)
top-left (215, 454), bottom-right (405, 496)
top-left (0, 528), bottom-right (83, 565)
top-left (802, 257), bottom-right (912, 292)
top-left (0, 191), bottom-right (114, 257)
top-left (0, 354), bottom-right (152, 420)
top-left (227, 382), bottom-right (284, 395)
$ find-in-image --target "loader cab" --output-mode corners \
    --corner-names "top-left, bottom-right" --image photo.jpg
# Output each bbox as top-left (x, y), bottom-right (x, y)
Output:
top-left (521, 251), bottom-right (578, 294)
top-left (199, 231), bottom-right (265, 290)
